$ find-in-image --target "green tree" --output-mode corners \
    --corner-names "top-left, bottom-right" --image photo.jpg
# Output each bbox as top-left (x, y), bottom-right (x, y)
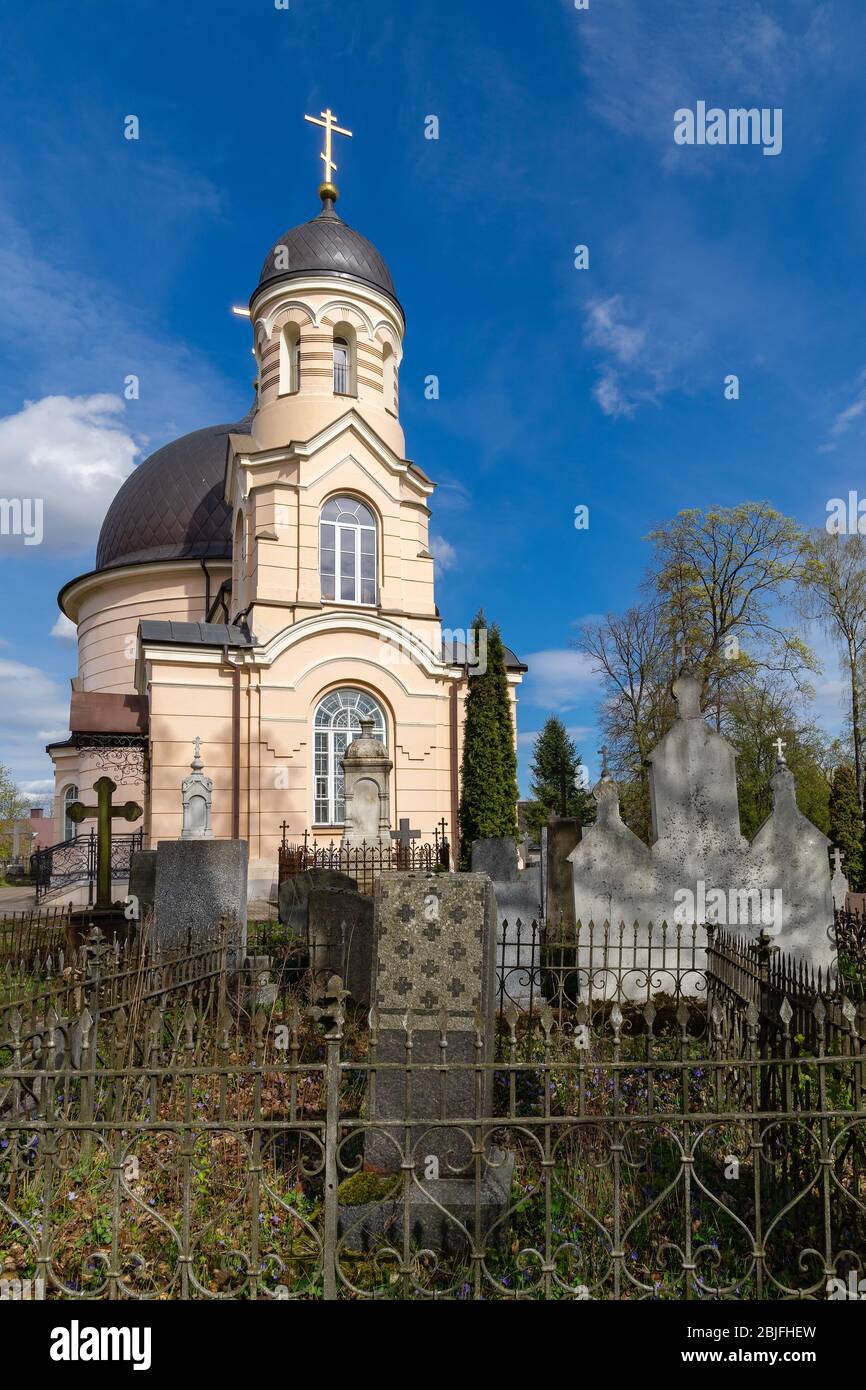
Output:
top-left (458, 614), bottom-right (518, 866)
top-left (524, 717), bottom-right (595, 840)
top-left (721, 677), bottom-right (830, 840)
top-left (0, 762), bottom-right (28, 868)
top-left (828, 763), bottom-right (864, 890)
top-left (799, 530), bottom-right (866, 808)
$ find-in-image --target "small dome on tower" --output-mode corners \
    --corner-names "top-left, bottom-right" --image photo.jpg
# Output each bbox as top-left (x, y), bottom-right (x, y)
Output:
top-left (256, 199), bottom-right (397, 304)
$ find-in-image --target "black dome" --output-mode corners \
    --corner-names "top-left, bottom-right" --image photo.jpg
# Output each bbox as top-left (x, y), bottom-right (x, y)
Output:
top-left (95, 413), bottom-right (253, 572)
top-left (257, 202), bottom-right (396, 302)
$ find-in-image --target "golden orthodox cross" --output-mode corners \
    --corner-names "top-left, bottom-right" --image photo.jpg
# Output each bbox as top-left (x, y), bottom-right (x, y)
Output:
top-left (304, 107), bottom-right (352, 191)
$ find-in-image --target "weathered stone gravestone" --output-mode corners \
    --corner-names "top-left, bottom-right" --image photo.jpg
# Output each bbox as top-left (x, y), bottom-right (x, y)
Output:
top-left (278, 867), bottom-right (358, 935)
top-left (341, 718), bottom-right (392, 848)
top-left (569, 674), bottom-right (836, 987)
top-left (154, 838), bottom-right (248, 973)
top-left (128, 849), bottom-right (157, 923)
top-left (545, 817), bottom-right (581, 935)
top-left (307, 886), bottom-right (374, 1007)
top-left (472, 837), bottom-right (542, 1009)
top-left (181, 737), bottom-right (213, 839)
top-left (341, 871), bottom-right (511, 1253)
top-left (831, 847), bottom-right (850, 912)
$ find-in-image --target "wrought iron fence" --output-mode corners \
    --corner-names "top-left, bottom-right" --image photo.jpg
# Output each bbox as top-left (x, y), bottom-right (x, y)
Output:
top-left (0, 908), bottom-right (72, 970)
top-left (32, 829), bottom-right (145, 903)
top-left (278, 824), bottom-right (450, 890)
top-left (1, 921), bottom-right (864, 1300)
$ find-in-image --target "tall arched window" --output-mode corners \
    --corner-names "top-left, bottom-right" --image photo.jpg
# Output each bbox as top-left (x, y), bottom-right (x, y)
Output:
top-left (63, 784), bottom-right (79, 841)
top-left (320, 496), bottom-right (377, 605)
top-left (314, 689), bottom-right (386, 824)
top-left (279, 324), bottom-right (300, 394)
top-left (333, 336), bottom-right (350, 394)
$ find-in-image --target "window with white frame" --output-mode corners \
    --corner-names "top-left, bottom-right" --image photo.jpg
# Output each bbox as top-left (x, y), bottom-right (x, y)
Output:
top-left (279, 324), bottom-right (300, 394)
top-left (314, 689), bottom-right (386, 825)
top-left (333, 335), bottom-right (351, 394)
top-left (319, 496), bottom-right (377, 605)
top-left (63, 784), bottom-right (79, 841)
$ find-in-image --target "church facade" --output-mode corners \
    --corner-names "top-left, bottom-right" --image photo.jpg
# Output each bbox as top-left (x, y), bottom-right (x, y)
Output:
top-left (49, 134), bottom-right (525, 903)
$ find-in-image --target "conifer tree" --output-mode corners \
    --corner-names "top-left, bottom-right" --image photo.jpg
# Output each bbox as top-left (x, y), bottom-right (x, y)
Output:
top-left (458, 613), bottom-right (518, 865)
top-left (828, 763), bottom-right (864, 891)
top-left (524, 717), bottom-right (595, 839)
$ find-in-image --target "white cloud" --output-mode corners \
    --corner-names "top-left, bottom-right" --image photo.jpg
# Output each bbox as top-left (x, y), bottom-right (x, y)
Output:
top-left (51, 613), bottom-right (77, 641)
top-left (0, 656), bottom-right (69, 790)
top-left (586, 297), bottom-right (647, 365)
top-left (0, 394), bottom-right (138, 553)
top-left (430, 534), bottom-right (457, 575)
top-left (520, 648), bottom-right (604, 710)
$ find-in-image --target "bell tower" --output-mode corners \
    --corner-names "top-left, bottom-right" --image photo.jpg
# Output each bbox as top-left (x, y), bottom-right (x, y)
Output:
top-left (247, 108), bottom-right (406, 458)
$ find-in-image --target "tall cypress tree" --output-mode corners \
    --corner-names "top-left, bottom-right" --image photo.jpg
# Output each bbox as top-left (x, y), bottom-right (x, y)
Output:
top-left (828, 763), bottom-right (864, 890)
top-left (525, 717), bottom-right (595, 839)
top-left (458, 612), bottom-right (518, 866)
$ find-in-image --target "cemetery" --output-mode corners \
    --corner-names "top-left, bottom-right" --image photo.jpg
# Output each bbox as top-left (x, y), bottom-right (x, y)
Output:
top-left (1, 685), bottom-right (865, 1302)
top-left (2, 41), bottom-right (866, 1330)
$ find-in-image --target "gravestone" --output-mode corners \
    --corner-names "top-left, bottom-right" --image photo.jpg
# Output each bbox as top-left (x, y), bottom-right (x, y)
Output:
top-left (569, 673), bottom-right (836, 986)
top-left (545, 817), bottom-right (581, 935)
top-left (831, 847), bottom-right (850, 912)
top-left (343, 870), bottom-right (511, 1253)
top-left (472, 837), bottom-right (518, 883)
top-left (278, 867), bottom-right (358, 934)
top-left (472, 837), bottom-right (542, 1009)
top-left (366, 872), bottom-right (498, 1175)
top-left (307, 886), bottom-right (374, 1007)
top-left (128, 850), bottom-right (157, 923)
top-left (154, 838), bottom-right (248, 972)
top-left (341, 718), bottom-right (392, 848)
top-left (181, 737), bottom-right (213, 839)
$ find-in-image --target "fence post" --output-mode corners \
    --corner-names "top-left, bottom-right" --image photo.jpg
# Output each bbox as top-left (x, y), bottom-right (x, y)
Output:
top-left (310, 974), bottom-right (348, 1301)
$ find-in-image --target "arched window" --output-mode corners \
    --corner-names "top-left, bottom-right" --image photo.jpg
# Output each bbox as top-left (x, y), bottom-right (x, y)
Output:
top-left (320, 496), bottom-right (377, 605)
top-left (314, 689), bottom-right (386, 825)
top-left (333, 336), bottom-right (350, 394)
top-left (382, 342), bottom-right (397, 414)
top-left (279, 324), bottom-right (300, 395)
top-left (63, 784), bottom-right (79, 841)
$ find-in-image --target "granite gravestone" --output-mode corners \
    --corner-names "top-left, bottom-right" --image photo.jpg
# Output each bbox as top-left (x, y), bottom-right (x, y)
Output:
top-left (154, 839), bottom-right (248, 972)
top-left (128, 849), bottom-right (157, 923)
top-left (366, 872), bottom-right (497, 1174)
top-left (307, 886), bottom-right (374, 1007)
top-left (278, 867), bottom-right (358, 935)
top-left (343, 870), bottom-right (511, 1253)
top-left (545, 818), bottom-right (581, 935)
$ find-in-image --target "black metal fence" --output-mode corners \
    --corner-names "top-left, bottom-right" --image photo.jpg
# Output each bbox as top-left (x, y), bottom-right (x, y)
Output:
top-left (32, 829), bottom-right (144, 903)
top-left (1, 918), bottom-right (865, 1300)
top-left (278, 825), bottom-right (450, 890)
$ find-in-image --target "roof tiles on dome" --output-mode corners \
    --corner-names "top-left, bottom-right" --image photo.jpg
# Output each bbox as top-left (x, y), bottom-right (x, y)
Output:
top-left (94, 412), bottom-right (253, 572)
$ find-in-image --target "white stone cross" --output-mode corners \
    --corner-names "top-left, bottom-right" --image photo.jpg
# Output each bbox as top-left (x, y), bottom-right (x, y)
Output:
top-left (773, 737), bottom-right (786, 761)
top-left (832, 847), bottom-right (844, 874)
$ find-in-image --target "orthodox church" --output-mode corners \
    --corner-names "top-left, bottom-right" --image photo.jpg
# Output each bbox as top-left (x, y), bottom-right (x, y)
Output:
top-left (48, 112), bottom-right (526, 904)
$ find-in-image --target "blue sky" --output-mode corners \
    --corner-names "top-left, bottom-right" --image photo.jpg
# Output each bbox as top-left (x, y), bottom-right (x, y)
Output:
top-left (1, 0), bottom-right (865, 804)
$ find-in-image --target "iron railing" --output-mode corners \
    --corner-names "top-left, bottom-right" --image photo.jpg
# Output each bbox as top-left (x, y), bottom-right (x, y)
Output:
top-left (1, 920), bottom-right (864, 1299)
top-left (32, 828), bottom-right (144, 903)
top-left (278, 824), bottom-right (450, 889)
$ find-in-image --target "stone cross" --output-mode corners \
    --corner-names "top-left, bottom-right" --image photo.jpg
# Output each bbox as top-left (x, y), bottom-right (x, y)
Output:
top-left (832, 847), bottom-right (844, 874)
top-left (181, 736), bottom-right (213, 840)
top-left (773, 736), bottom-right (787, 762)
top-left (390, 816), bottom-right (420, 864)
top-left (67, 776), bottom-right (143, 911)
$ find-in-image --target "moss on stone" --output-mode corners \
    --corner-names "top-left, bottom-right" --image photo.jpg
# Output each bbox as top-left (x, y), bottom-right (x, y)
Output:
top-left (337, 1172), bottom-right (400, 1207)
